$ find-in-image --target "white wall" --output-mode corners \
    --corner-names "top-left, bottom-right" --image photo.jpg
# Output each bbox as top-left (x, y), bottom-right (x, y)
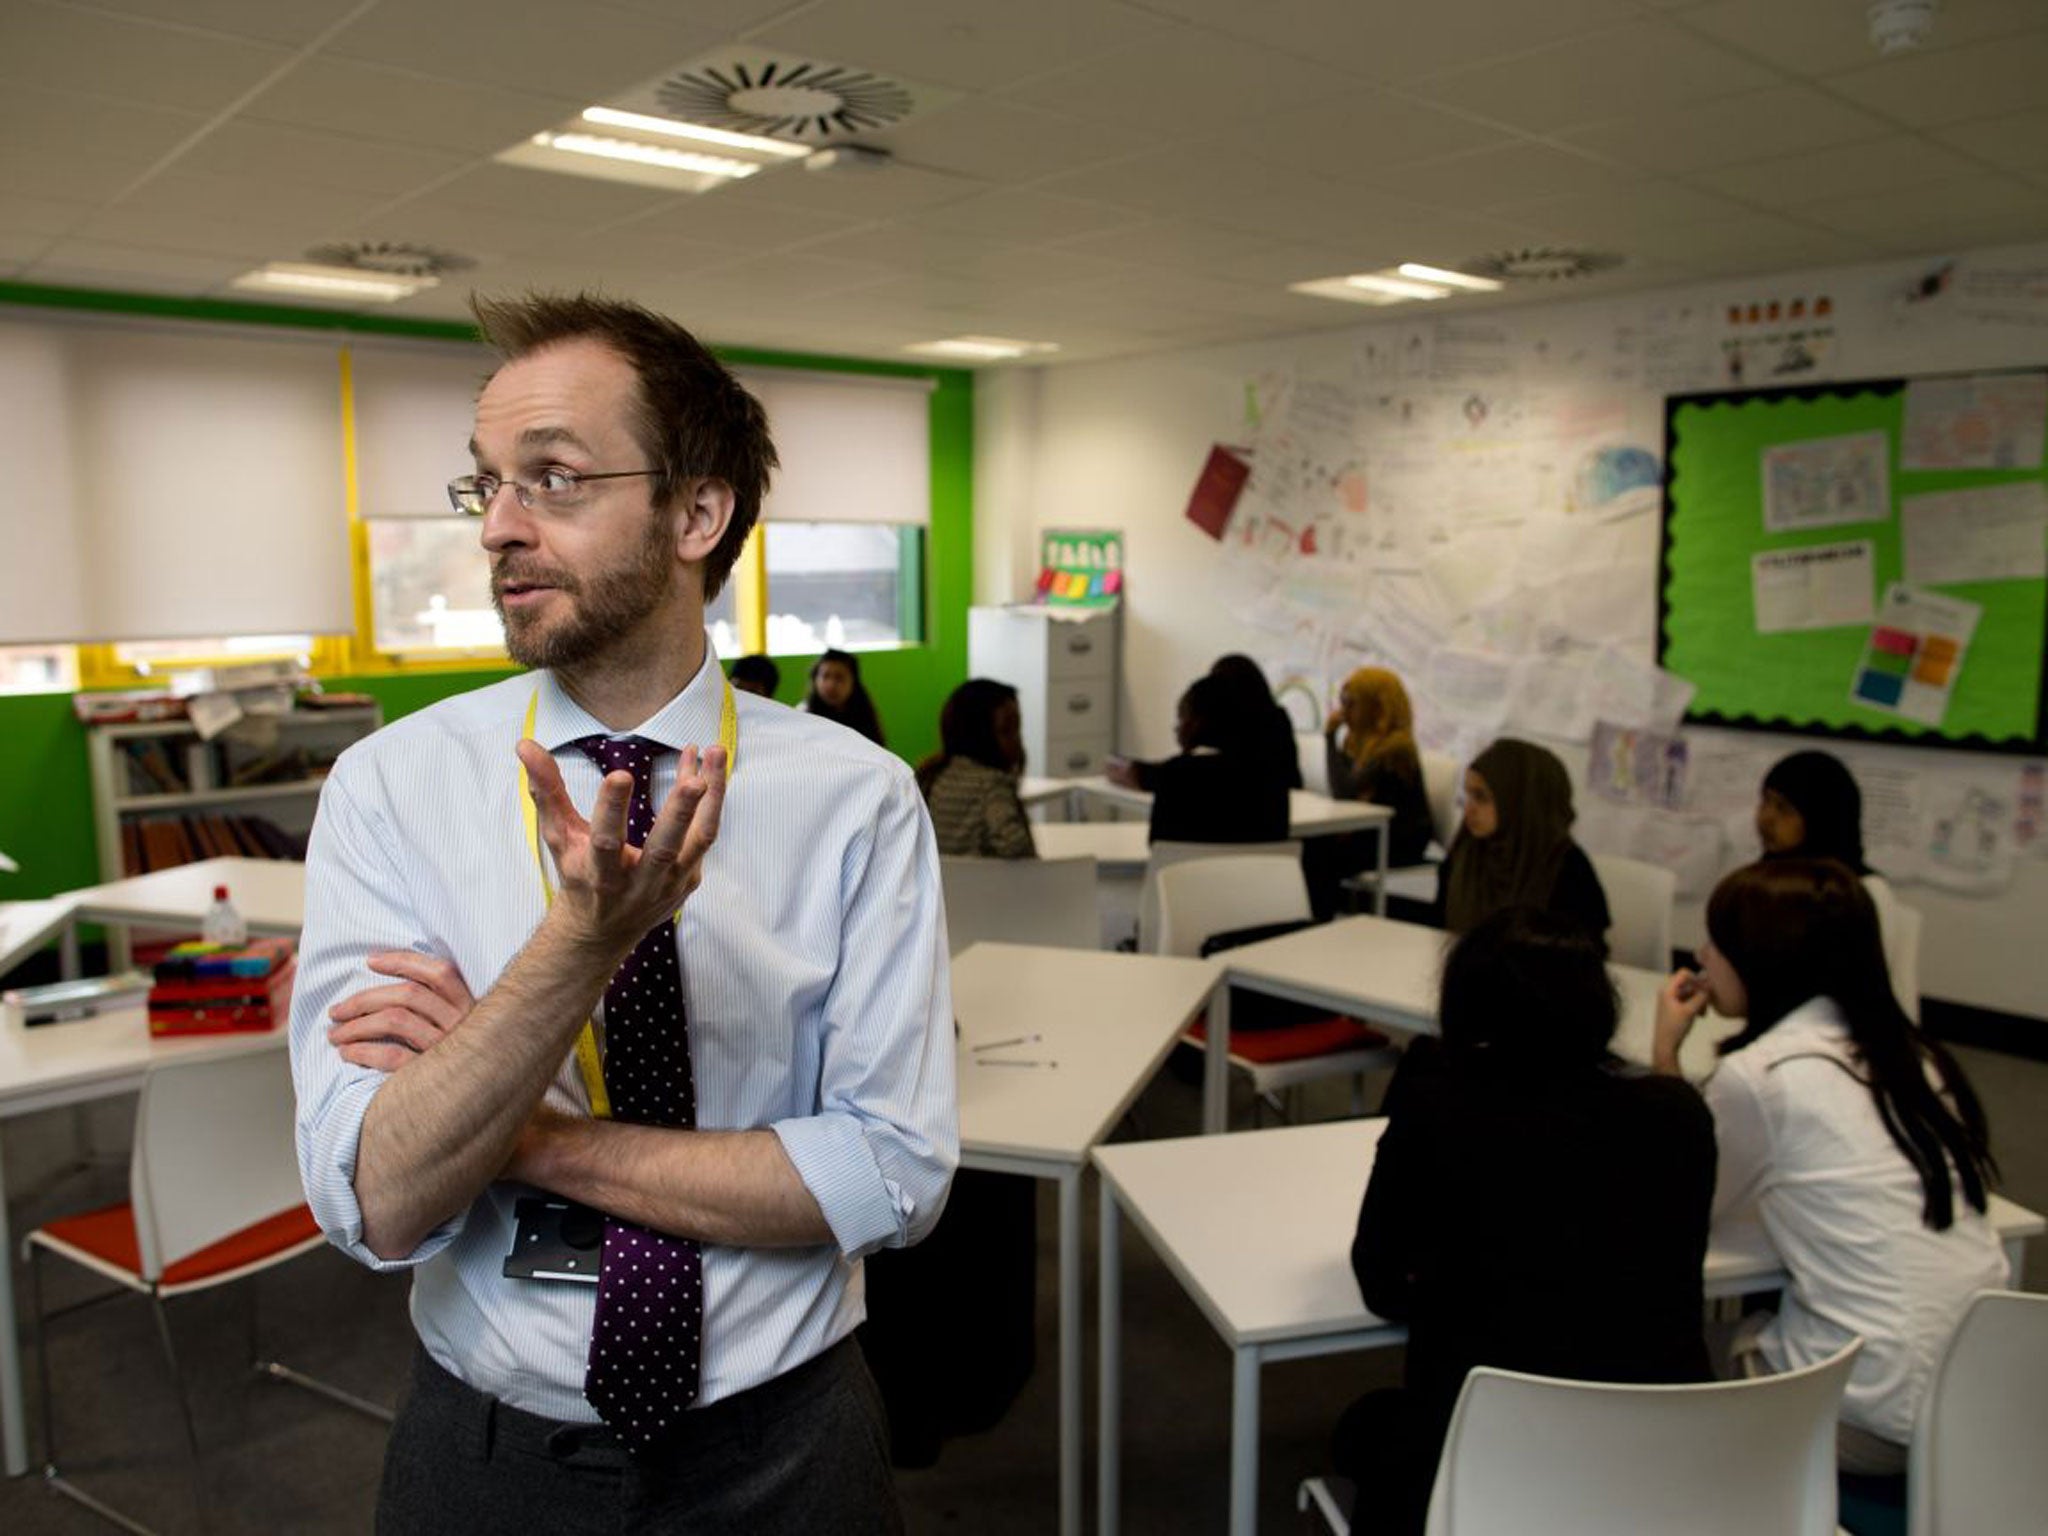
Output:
top-left (979, 241), bottom-right (2048, 1021)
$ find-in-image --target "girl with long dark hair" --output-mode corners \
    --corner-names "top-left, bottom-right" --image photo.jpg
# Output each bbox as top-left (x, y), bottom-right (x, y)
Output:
top-left (1653, 857), bottom-right (2005, 1472)
top-left (915, 679), bottom-right (1034, 859)
top-left (802, 648), bottom-right (886, 747)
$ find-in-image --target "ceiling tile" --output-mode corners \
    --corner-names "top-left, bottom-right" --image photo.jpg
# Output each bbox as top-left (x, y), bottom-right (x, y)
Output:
top-left (1499, 180), bottom-right (1760, 244)
top-left (708, 159), bottom-right (987, 219)
top-left (664, 248), bottom-right (904, 297)
top-left (1557, 85), bottom-right (1892, 175)
top-left (25, 237), bottom-right (250, 287)
top-left (239, 56), bottom-right (579, 154)
top-left (1618, 210), bottom-right (1866, 264)
top-left (1003, 28), bottom-right (1358, 132)
top-left (413, 163), bottom-right (678, 224)
top-left (0, 2), bottom-right (294, 116)
top-left (870, 98), bottom-right (1147, 185)
top-left (1865, 207), bottom-right (2048, 257)
top-left (1695, 135), bottom-right (1985, 208)
top-left (1116, 0), bottom-right (1643, 85)
top-left (0, 192), bottom-right (98, 239)
top-left (0, 232), bottom-right (49, 272)
top-left (1676, 0), bottom-right (2048, 78)
top-left (324, 0), bottom-right (716, 101)
top-left (1414, 19), bottom-right (1780, 135)
top-left (616, 198), bottom-right (869, 255)
top-left (112, 169), bottom-right (391, 229)
top-left (0, 86), bottom-right (211, 165)
top-left (1233, 92), bottom-right (1510, 182)
top-left (54, 0), bottom-right (367, 48)
top-left (1048, 219), bottom-right (1288, 273)
top-left (171, 120), bottom-right (476, 198)
top-left (1358, 144), bottom-right (1645, 211)
top-left (71, 197), bottom-right (345, 259)
top-left (0, 144), bottom-right (167, 204)
top-left (901, 189), bottom-right (1144, 244)
top-left (1825, 30), bottom-right (2048, 128)
top-left (1802, 174), bottom-right (2046, 239)
top-left (1931, 109), bottom-right (2048, 176)
top-left (749, 0), bottom-right (1168, 92)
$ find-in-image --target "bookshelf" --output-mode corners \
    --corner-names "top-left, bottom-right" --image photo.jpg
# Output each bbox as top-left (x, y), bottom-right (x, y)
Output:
top-left (85, 703), bottom-right (382, 892)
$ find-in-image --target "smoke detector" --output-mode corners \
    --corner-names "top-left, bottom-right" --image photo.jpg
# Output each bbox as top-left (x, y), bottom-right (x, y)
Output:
top-left (1458, 247), bottom-right (1625, 283)
top-left (612, 47), bottom-right (957, 146)
top-left (1869, 0), bottom-right (1939, 55)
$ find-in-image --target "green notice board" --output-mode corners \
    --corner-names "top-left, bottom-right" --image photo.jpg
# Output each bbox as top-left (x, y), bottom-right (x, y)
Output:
top-left (1660, 372), bottom-right (2048, 753)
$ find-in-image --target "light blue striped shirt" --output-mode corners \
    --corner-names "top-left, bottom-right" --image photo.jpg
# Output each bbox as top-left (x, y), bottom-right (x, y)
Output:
top-left (289, 644), bottom-right (958, 1421)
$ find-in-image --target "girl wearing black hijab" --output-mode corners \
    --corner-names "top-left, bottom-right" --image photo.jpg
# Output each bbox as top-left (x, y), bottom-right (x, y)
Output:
top-left (1756, 750), bottom-right (1868, 872)
top-left (1435, 738), bottom-right (1610, 949)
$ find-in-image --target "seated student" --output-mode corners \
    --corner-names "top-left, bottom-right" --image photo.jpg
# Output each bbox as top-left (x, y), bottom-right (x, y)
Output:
top-left (1757, 749), bottom-right (1869, 870)
top-left (802, 647), bottom-right (886, 746)
top-left (1435, 738), bottom-right (1609, 947)
top-left (1323, 667), bottom-right (1432, 865)
top-left (1208, 653), bottom-right (1303, 791)
top-left (728, 653), bottom-right (780, 698)
top-left (1653, 858), bottom-right (2006, 1475)
top-left (1337, 907), bottom-right (1715, 1535)
top-left (916, 679), bottom-right (1036, 859)
top-left (1105, 675), bottom-right (1289, 845)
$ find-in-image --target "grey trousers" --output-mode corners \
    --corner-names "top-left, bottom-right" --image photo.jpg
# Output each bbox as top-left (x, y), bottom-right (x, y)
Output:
top-left (376, 1338), bottom-right (903, 1535)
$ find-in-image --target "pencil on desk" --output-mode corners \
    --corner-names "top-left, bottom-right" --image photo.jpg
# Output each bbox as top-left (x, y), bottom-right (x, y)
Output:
top-left (973, 1057), bottom-right (1057, 1069)
top-left (971, 1033), bottom-right (1043, 1053)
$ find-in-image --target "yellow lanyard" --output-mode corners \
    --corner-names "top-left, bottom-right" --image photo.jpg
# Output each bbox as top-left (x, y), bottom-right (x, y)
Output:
top-left (517, 675), bottom-right (738, 1119)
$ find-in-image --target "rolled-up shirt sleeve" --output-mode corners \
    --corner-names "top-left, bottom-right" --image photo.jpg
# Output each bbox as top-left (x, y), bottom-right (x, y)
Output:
top-left (773, 771), bottom-right (958, 1259)
top-left (289, 763), bottom-right (466, 1272)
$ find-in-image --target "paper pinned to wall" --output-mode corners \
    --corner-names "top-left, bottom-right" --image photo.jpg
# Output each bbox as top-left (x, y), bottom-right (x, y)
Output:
top-left (1860, 764), bottom-right (1928, 873)
top-left (1506, 653), bottom-right (1595, 741)
top-left (1901, 370), bottom-right (2047, 470)
top-left (1920, 774), bottom-right (2016, 894)
top-left (1751, 540), bottom-right (1876, 633)
top-left (1761, 430), bottom-right (1890, 533)
top-left (1423, 647), bottom-right (1515, 735)
top-left (1588, 721), bottom-right (1689, 810)
top-left (1900, 481), bottom-right (2048, 586)
top-left (1584, 646), bottom-right (1695, 732)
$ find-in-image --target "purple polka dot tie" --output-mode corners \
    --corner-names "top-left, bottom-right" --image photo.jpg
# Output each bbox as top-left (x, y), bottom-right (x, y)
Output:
top-left (573, 734), bottom-right (703, 1456)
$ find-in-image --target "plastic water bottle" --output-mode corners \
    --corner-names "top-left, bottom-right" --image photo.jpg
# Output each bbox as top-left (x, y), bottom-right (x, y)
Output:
top-left (202, 884), bottom-right (247, 946)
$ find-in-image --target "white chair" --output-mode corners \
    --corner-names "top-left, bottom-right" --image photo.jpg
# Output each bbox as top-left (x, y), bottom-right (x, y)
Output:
top-left (1864, 876), bottom-right (1923, 1022)
top-left (940, 854), bottom-right (1099, 954)
top-left (1296, 730), bottom-right (1331, 795)
top-left (1153, 854), bottom-right (1400, 1123)
top-left (1908, 1289), bottom-right (2048, 1536)
top-left (1136, 839), bottom-right (1300, 956)
top-left (27, 1046), bottom-right (391, 1533)
top-left (1423, 1342), bottom-right (1861, 1536)
top-left (1297, 1473), bottom-right (1354, 1533)
top-left (1588, 851), bottom-right (1675, 972)
top-left (1419, 749), bottom-right (1461, 852)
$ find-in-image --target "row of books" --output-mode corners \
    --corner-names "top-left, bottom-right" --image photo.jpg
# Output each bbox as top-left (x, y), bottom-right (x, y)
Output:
top-left (119, 814), bottom-right (302, 875)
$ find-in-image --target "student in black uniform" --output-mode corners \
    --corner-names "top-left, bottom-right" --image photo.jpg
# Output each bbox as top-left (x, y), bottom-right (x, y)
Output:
top-left (1334, 906), bottom-right (1715, 1533)
top-left (1756, 749), bottom-right (1868, 870)
top-left (1105, 674), bottom-right (1289, 845)
top-left (1436, 737), bottom-right (1608, 948)
top-left (728, 654), bottom-right (780, 699)
top-left (802, 648), bottom-right (885, 746)
top-left (1208, 653), bottom-right (1303, 791)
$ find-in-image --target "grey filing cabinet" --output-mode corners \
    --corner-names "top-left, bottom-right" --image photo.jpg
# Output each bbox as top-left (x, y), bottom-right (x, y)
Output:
top-left (967, 605), bottom-right (1119, 779)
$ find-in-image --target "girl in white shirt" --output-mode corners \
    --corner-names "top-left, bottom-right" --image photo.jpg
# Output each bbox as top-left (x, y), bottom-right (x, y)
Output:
top-left (1652, 857), bottom-right (2005, 1474)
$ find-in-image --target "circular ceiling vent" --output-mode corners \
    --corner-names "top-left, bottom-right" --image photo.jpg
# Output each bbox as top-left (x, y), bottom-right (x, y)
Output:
top-left (304, 241), bottom-right (475, 278)
top-left (655, 58), bottom-right (914, 141)
top-left (1460, 247), bottom-right (1625, 283)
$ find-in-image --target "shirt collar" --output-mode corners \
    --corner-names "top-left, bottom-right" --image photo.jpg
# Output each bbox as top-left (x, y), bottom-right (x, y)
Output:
top-left (529, 634), bottom-right (724, 754)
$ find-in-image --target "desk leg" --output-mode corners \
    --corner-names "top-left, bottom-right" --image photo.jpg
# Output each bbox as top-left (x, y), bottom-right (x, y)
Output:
top-left (1229, 1345), bottom-right (1260, 1536)
top-left (1373, 822), bottom-right (1388, 918)
top-left (1203, 983), bottom-right (1231, 1136)
top-left (0, 1134), bottom-right (27, 1477)
top-left (1097, 1190), bottom-right (1122, 1536)
top-left (2006, 1235), bottom-right (2026, 1284)
top-left (1058, 1167), bottom-right (1081, 1536)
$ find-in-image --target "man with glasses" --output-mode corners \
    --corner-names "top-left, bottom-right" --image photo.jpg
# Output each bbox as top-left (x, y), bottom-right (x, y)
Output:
top-left (289, 293), bottom-right (955, 1534)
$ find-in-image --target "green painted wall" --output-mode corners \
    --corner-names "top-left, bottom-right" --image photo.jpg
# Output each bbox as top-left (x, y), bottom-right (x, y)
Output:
top-left (0, 284), bottom-right (972, 903)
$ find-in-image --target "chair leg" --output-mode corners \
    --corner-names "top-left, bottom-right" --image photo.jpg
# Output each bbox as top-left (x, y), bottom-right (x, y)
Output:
top-left (246, 1268), bottom-right (393, 1424)
top-left (30, 1242), bottom-right (58, 1474)
top-left (150, 1296), bottom-right (208, 1535)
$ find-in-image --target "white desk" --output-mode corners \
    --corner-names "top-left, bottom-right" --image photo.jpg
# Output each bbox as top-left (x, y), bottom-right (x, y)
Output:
top-left (1032, 820), bottom-right (1152, 873)
top-left (1093, 1120), bottom-right (2045, 1536)
top-left (1065, 777), bottom-right (1392, 837)
top-left (1203, 915), bottom-right (1738, 1133)
top-left (0, 897), bottom-right (81, 981)
top-left (1017, 775), bottom-right (1079, 812)
top-left (953, 942), bottom-right (1221, 1536)
top-left (69, 856), bottom-right (306, 936)
top-left (0, 1007), bottom-right (288, 1477)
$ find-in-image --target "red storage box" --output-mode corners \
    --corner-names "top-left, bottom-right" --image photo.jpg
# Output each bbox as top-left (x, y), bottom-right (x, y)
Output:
top-left (148, 940), bottom-right (296, 1038)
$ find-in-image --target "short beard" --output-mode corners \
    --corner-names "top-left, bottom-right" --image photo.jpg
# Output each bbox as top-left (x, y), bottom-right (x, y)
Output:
top-left (492, 510), bottom-right (677, 671)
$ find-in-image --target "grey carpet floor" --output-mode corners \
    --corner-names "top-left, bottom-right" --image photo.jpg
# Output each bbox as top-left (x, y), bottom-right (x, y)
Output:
top-left (2, 1042), bottom-right (2042, 1535)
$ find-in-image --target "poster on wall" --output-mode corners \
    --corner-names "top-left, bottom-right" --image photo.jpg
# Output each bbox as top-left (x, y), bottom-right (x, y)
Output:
top-left (1901, 371), bottom-right (2048, 471)
top-left (1760, 431), bottom-right (1890, 533)
top-left (1849, 582), bottom-right (1982, 727)
top-left (1034, 529), bottom-right (1122, 609)
top-left (1751, 541), bottom-right (1876, 633)
top-left (1899, 483), bottom-right (2048, 587)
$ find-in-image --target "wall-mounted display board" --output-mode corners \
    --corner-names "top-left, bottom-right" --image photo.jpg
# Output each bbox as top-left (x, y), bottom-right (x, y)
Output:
top-left (1660, 369), bottom-right (2048, 754)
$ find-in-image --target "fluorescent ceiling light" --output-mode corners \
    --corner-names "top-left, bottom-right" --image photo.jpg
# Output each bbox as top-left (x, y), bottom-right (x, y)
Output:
top-left (1345, 272), bottom-right (1452, 301)
top-left (580, 105), bottom-right (809, 159)
top-left (905, 335), bottom-right (1059, 361)
top-left (1396, 261), bottom-right (1503, 292)
top-left (536, 132), bottom-right (761, 179)
top-left (230, 261), bottom-right (435, 302)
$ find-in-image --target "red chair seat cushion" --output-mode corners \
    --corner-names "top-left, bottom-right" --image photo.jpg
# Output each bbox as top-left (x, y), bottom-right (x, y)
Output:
top-left (1186, 1012), bottom-right (1390, 1064)
top-left (38, 1201), bottom-right (321, 1287)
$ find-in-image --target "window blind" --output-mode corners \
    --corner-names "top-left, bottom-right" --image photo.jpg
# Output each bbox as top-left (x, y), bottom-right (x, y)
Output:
top-left (739, 368), bottom-right (933, 526)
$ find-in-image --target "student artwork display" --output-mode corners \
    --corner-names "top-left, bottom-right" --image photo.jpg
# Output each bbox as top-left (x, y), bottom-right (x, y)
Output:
top-left (1034, 529), bottom-right (1122, 608)
top-left (1751, 541), bottom-right (1876, 633)
top-left (1760, 431), bottom-right (1890, 533)
top-left (1850, 583), bottom-right (1981, 727)
top-left (1901, 371), bottom-right (2047, 471)
top-left (1587, 722), bottom-right (1689, 811)
top-left (1900, 482), bottom-right (2048, 587)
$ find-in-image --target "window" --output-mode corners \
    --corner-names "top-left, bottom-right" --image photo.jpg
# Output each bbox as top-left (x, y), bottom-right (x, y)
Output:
top-left (0, 645), bottom-right (77, 694)
top-left (764, 523), bottom-right (918, 653)
top-left (367, 517), bottom-right (502, 654)
top-left (113, 635), bottom-right (315, 672)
